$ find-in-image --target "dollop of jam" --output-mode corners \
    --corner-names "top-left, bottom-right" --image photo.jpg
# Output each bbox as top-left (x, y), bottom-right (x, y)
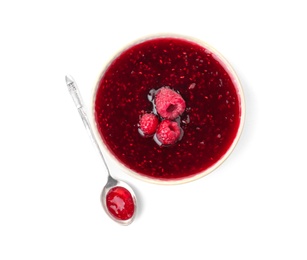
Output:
top-left (106, 187), bottom-right (135, 221)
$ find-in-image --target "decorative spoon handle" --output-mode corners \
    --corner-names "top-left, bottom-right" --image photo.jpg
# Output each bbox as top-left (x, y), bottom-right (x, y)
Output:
top-left (65, 75), bottom-right (83, 109)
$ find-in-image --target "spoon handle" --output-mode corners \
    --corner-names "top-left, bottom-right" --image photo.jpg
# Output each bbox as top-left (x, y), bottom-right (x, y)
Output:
top-left (65, 75), bottom-right (110, 175)
top-left (66, 75), bottom-right (83, 108)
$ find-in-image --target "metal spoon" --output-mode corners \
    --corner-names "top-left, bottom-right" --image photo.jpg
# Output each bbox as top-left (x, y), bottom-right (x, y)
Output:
top-left (65, 75), bottom-right (137, 225)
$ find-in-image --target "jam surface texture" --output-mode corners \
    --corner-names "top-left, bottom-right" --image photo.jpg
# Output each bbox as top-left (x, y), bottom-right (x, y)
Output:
top-left (95, 37), bottom-right (241, 180)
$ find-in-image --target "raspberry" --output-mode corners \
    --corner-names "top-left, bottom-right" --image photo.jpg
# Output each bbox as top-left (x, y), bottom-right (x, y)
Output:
top-left (155, 87), bottom-right (186, 119)
top-left (139, 113), bottom-right (159, 135)
top-left (155, 120), bottom-right (181, 145)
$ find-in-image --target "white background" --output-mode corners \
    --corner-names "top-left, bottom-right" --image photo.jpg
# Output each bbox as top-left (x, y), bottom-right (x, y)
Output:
top-left (1, 0), bottom-right (307, 259)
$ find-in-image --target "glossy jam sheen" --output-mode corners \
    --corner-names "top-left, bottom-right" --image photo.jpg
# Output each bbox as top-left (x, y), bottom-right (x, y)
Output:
top-left (95, 37), bottom-right (241, 180)
top-left (106, 187), bottom-right (134, 220)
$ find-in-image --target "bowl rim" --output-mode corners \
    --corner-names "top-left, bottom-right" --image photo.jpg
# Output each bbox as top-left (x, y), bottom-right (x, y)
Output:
top-left (90, 33), bottom-right (245, 185)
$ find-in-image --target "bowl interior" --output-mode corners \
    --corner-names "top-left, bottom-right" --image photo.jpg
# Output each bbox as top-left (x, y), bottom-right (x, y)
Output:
top-left (91, 34), bottom-right (245, 185)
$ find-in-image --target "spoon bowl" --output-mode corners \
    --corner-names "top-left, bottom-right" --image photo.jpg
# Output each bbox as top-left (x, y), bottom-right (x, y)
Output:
top-left (101, 176), bottom-right (137, 225)
top-left (65, 75), bottom-right (137, 225)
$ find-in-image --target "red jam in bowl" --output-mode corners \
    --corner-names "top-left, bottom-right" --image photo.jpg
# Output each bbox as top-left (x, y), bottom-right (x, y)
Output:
top-left (94, 37), bottom-right (243, 181)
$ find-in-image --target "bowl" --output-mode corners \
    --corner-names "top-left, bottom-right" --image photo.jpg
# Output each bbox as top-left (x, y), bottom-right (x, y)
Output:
top-left (91, 34), bottom-right (245, 185)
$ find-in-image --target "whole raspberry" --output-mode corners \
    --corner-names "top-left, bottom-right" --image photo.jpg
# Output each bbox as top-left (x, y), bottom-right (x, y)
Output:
top-left (139, 113), bottom-right (159, 136)
top-left (155, 87), bottom-right (186, 120)
top-left (155, 120), bottom-right (181, 145)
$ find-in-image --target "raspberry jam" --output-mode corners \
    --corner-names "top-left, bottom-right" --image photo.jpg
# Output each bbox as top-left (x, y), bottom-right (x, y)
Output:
top-left (106, 187), bottom-right (135, 221)
top-left (94, 37), bottom-right (243, 181)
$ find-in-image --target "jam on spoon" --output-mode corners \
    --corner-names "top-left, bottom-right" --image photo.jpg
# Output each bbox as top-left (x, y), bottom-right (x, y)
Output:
top-left (65, 75), bottom-right (137, 225)
top-left (105, 185), bottom-right (135, 220)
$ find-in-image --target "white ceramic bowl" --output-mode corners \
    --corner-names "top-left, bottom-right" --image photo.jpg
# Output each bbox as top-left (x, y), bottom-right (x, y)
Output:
top-left (91, 34), bottom-right (245, 185)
